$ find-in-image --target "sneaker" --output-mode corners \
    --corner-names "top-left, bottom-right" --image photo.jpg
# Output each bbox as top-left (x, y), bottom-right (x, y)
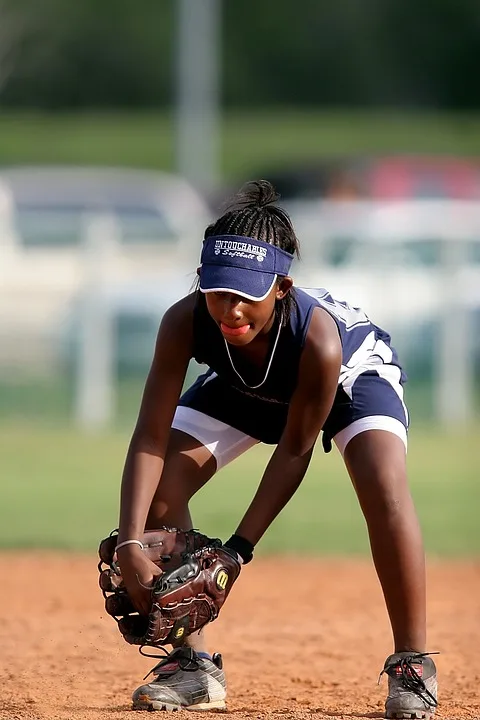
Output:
top-left (132, 646), bottom-right (227, 711)
top-left (381, 651), bottom-right (438, 719)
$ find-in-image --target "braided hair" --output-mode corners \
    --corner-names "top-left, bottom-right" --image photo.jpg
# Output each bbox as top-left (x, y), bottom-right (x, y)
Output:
top-left (203, 180), bottom-right (300, 324)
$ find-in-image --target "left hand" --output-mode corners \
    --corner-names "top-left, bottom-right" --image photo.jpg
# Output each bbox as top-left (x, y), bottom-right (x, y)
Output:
top-left (145, 542), bottom-right (242, 646)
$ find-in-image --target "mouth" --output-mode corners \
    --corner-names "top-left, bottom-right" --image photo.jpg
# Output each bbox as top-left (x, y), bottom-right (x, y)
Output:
top-left (220, 322), bottom-right (251, 337)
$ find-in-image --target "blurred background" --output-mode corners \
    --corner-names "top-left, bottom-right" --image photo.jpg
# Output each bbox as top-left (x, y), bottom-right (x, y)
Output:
top-left (0, 0), bottom-right (478, 555)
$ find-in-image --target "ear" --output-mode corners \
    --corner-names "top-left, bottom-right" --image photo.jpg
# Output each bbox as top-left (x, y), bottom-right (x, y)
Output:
top-left (275, 276), bottom-right (293, 300)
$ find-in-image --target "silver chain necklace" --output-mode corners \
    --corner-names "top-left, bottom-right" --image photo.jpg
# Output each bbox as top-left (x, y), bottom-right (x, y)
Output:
top-left (223, 317), bottom-right (282, 389)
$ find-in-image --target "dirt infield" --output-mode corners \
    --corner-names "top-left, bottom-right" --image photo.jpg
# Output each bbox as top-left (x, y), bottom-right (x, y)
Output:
top-left (0, 554), bottom-right (479, 720)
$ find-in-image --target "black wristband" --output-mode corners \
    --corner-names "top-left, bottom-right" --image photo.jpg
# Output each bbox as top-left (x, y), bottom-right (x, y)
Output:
top-left (224, 534), bottom-right (254, 564)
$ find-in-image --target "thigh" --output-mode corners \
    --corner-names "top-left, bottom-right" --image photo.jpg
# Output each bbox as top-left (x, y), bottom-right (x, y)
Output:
top-left (344, 428), bottom-right (407, 488)
top-left (148, 409), bottom-right (258, 526)
top-left (343, 429), bottom-right (410, 516)
top-left (152, 427), bottom-right (218, 505)
top-left (172, 406), bottom-right (259, 471)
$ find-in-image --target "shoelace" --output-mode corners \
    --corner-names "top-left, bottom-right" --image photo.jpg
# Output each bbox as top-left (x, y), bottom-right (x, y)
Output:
top-left (379, 651), bottom-right (439, 709)
top-left (139, 645), bottom-right (201, 680)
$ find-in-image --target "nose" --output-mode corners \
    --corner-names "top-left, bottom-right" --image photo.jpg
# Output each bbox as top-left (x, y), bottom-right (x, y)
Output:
top-left (221, 293), bottom-right (243, 320)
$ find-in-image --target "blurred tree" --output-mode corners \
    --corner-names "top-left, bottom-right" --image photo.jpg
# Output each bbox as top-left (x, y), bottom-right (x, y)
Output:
top-left (381, 0), bottom-right (480, 109)
top-left (0, 0), bottom-right (173, 108)
top-left (222, 0), bottom-right (480, 109)
top-left (0, 0), bottom-right (33, 95)
top-left (0, 0), bottom-right (479, 110)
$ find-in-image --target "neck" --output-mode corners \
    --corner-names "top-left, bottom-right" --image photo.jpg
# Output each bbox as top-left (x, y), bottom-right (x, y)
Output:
top-left (223, 311), bottom-right (282, 390)
top-left (258, 307), bottom-right (279, 338)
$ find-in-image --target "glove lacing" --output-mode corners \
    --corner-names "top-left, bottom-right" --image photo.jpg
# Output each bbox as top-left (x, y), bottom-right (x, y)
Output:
top-left (379, 651), bottom-right (439, 709)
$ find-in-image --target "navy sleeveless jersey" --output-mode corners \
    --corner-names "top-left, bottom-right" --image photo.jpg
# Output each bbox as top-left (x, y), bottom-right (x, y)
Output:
top-left (179, 288), bottom-right (407, 445)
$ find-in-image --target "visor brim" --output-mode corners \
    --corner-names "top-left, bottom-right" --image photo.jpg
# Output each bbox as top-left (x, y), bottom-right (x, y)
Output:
top-left (199, 265), bottom-right (277, 302)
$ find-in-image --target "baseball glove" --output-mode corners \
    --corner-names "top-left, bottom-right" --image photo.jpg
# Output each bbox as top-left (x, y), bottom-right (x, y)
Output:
top-left (98, 528), bottom-right (241, 648)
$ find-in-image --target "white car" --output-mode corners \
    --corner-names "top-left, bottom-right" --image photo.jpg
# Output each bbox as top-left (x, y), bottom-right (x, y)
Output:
top-left (0, 166), bottom-right (211, 368)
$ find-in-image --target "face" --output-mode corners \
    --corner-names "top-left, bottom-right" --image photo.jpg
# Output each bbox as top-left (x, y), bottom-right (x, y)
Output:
top-left (203, 277), bottom-right (293, 346)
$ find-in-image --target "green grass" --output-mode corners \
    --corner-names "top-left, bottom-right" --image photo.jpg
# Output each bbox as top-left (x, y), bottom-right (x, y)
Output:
top-left (0, 423), bottom-right (478, 556)
top-left (1, 110), bottom-right (480, 179)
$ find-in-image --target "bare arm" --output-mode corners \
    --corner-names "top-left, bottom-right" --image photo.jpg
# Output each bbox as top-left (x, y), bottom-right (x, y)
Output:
top-left (234, 307), bottom-right (342, 546)
top-left (115, 294), bottom-right (195, 614)
top-left (117, 293), bottom-right (195, 543)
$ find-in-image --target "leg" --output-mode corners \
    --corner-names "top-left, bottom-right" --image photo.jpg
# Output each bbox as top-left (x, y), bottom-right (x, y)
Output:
top-left (343, 429), bottom-right (425, 652)
top-left (146, 427), bottom-right (217, 530)
top-left (146, 427), bottom-right (217, 655)
top-left (133, 409), bottom-right (258, 711)
top-left (342, 429), bottom-right (437, 718)
top-left (133, 429), bottom-right (224, 711)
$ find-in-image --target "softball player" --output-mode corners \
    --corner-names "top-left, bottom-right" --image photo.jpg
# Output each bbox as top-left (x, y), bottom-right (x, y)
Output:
top-left (116, 180), bottom-right (438, 718)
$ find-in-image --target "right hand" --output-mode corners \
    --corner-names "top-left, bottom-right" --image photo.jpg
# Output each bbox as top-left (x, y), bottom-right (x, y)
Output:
top-left (115, 544), bottom-right (162, 616)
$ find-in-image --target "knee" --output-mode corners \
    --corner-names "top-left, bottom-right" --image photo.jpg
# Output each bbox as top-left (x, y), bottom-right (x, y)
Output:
top-left (376, 491), bottom-right (404, 520)
top-left (147, 478), bottom-right (192, 529)
top-left (357, 468), bottom-right (412, 521)
top-left (149, 451), bottom-right (215, 520)
top-left (151, 475), bottom-right (191, 512)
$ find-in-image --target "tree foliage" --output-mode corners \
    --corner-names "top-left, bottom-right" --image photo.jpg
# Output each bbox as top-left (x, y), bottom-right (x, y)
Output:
top-left (0, 0), bottom-right (479, 109)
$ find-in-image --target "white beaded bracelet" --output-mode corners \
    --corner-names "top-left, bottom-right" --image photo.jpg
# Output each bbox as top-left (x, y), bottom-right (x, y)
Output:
top-left (115, 539), bottom-right (144, 552)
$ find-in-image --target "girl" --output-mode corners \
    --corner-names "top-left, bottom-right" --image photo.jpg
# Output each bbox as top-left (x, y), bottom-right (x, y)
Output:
top-left (115, 180), bottom-right (437, 718)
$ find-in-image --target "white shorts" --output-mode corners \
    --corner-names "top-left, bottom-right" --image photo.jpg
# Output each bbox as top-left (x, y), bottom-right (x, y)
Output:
top-left (172, 406), bottom-right (407, 471)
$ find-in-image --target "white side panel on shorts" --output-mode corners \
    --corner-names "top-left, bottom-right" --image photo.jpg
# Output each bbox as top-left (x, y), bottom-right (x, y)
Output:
top-left (172, 406), bottom-right (258, 470)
